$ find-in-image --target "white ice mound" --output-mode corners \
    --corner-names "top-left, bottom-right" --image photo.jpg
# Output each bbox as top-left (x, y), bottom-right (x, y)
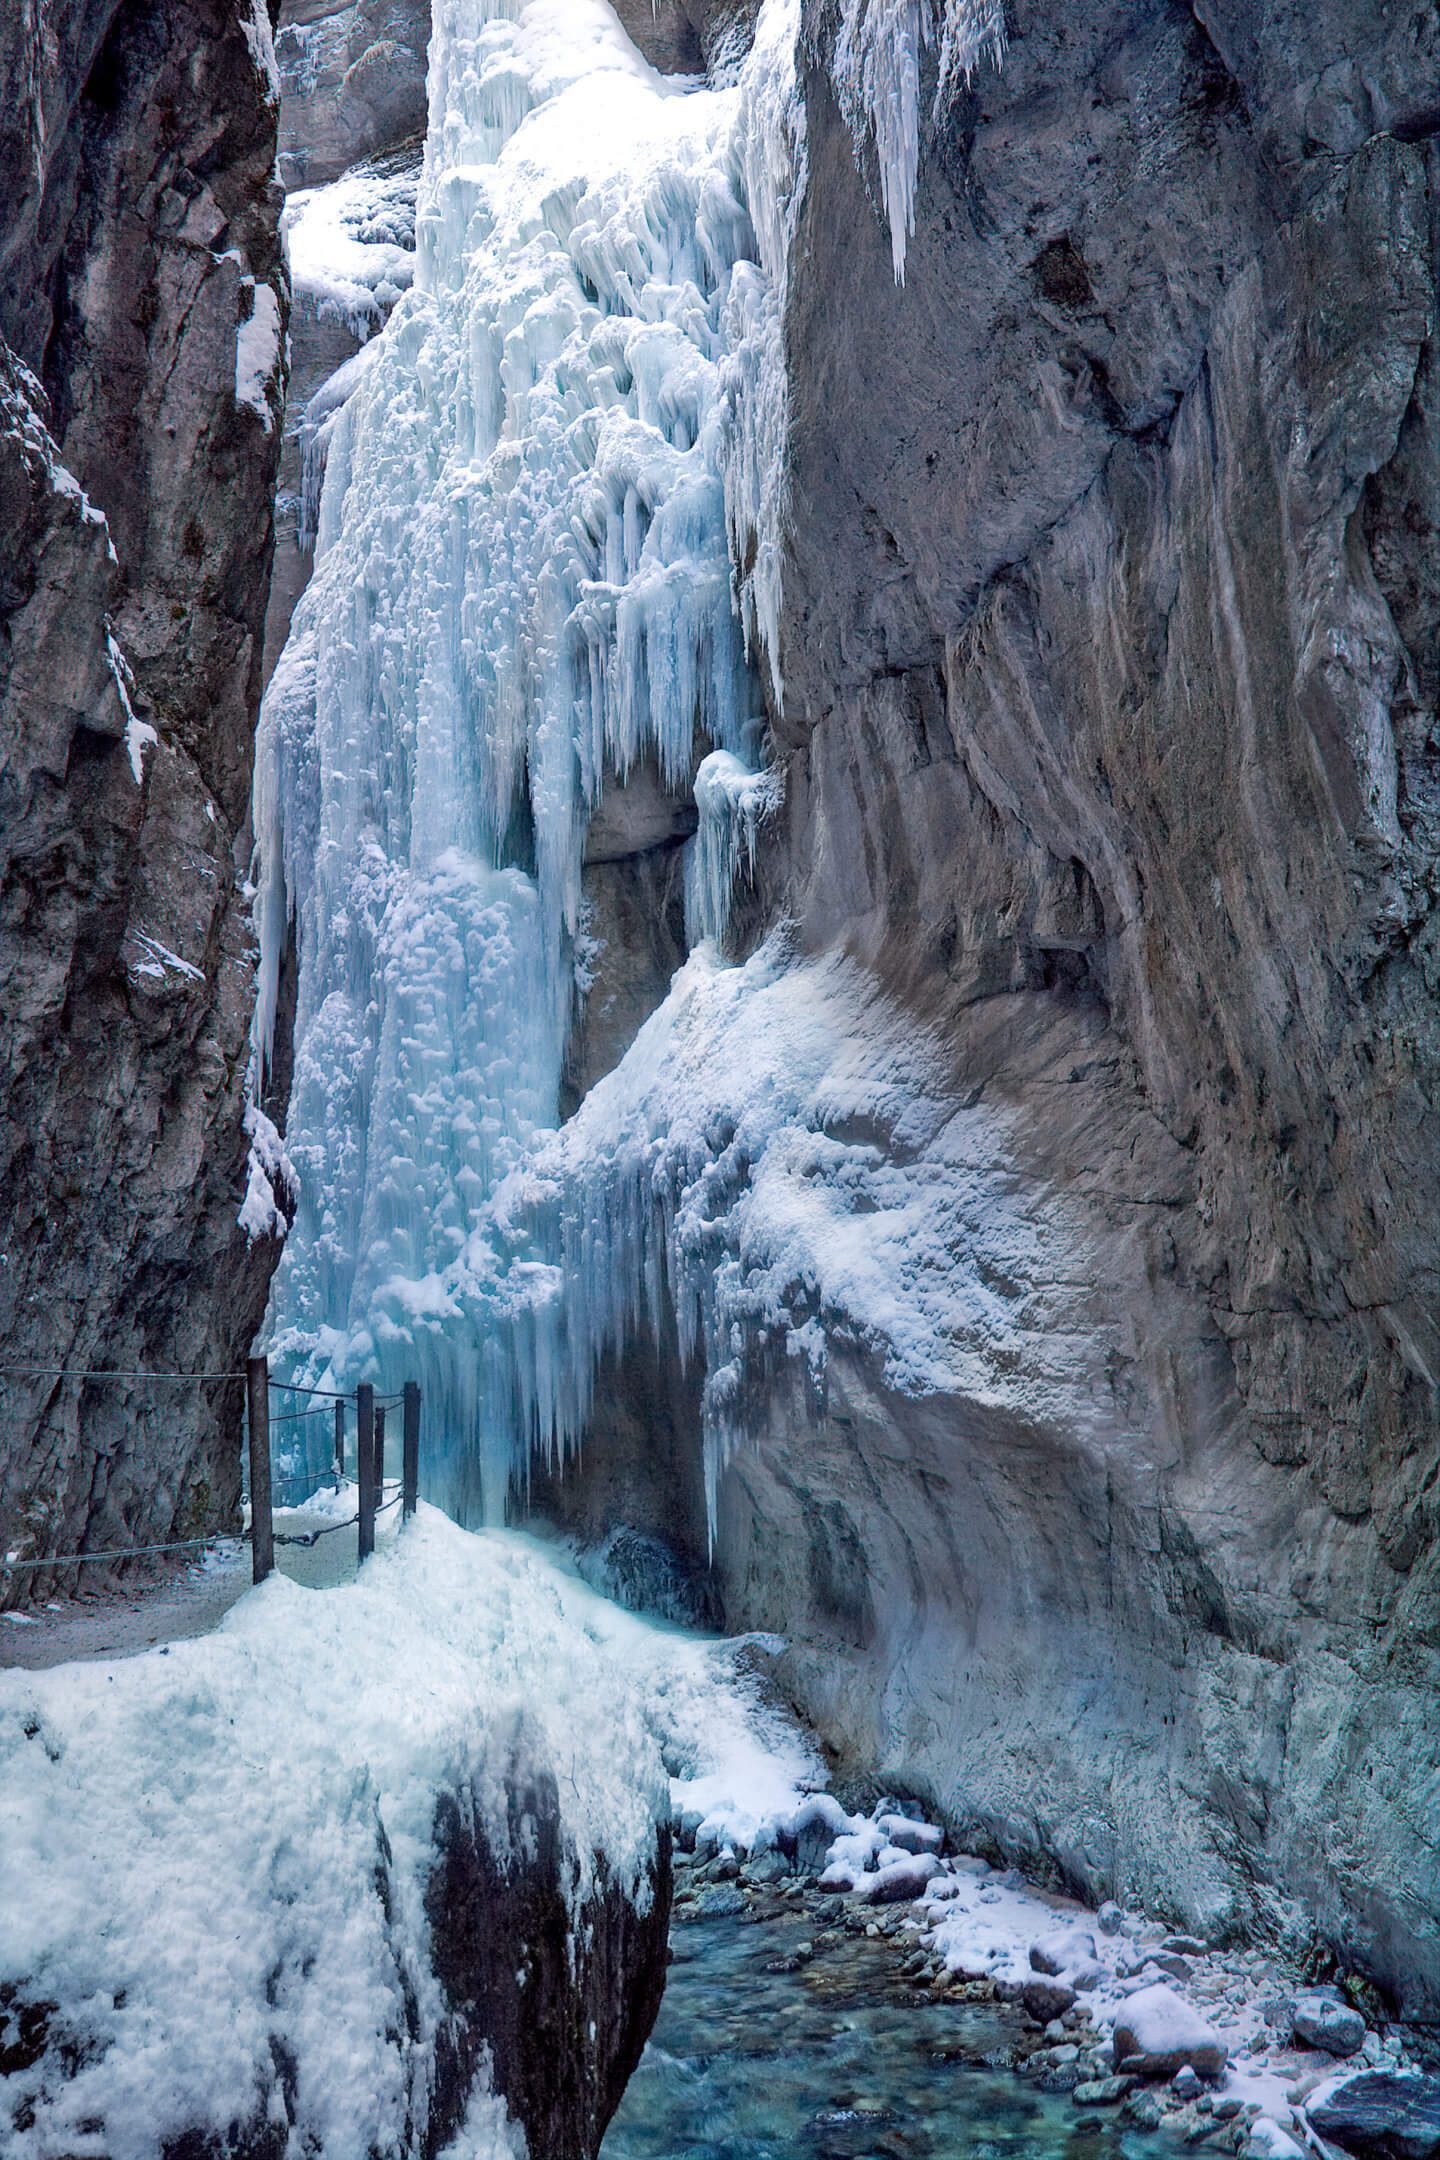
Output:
top-left (0, 1517), bottom-right (666, 2156)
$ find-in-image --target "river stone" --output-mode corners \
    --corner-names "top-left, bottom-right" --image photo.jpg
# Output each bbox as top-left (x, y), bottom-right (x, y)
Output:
top-left (691, 1885), bottom-right (747, 1919)
top-left (1308, 2073), bottom-right (1440, 2160)
top-left (1292, 1995), bottom-right (1367, 2058)
top-left (1023, 1978), bottom-right (1079, 2023)
top-left (1113, 1987), bottom-right (1225, 2080)
top-left (1077, 2077), bottom-right (1139, 2106)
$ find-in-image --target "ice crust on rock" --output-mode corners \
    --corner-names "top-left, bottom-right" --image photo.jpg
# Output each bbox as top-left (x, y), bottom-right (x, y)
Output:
top-left (253, 0), bottom-right (796, 1476)
top-left (284, 161), bottom-right (419, 340)
top-left (488, 937), bottom-right (1088, 1539)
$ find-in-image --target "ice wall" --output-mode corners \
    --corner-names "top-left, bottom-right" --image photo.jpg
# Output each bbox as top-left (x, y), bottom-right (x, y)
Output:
top-left (254, 0), bottom-right (796, 1506)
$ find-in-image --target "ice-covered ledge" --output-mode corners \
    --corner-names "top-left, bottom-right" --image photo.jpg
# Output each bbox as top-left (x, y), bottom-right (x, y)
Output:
top-left (0, 1517), bottom-right (688, 2158)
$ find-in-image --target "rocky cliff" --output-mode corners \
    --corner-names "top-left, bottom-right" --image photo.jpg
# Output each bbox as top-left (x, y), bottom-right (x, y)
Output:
top-left (0, 0), bottom-right (289, 1592)
top-left (542, 0), bottom-right (1440, 2028)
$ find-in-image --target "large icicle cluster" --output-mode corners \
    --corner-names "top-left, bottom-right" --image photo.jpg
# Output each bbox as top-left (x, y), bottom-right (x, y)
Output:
top-left (828, 0), bottom-right (1004, 278)
top-left (488, 939), bottom-right (1094, 1539)
top-left (254, 0), bottom-right (794, 1495)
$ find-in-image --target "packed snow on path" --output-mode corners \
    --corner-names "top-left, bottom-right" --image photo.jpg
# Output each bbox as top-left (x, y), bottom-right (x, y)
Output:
top-left (0, 1512), bottom-right (817, 2158)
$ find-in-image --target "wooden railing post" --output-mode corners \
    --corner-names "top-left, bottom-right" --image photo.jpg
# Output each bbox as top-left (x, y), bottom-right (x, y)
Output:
top-left (402, 1381), bottom-right (420, 1521)
top-left (333, 1398), bottom-right (345, 1488)
top-left (357, 1383), bottom-right (376, 1563)
top-left (247, 1356), bottom-right (273, 1585)
top-left (374, 1403), bottom-right (386, 1504)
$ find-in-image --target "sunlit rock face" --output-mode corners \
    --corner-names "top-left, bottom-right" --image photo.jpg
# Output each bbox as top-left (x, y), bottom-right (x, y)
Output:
top-left (0, 0), bottom-right (287, 1591)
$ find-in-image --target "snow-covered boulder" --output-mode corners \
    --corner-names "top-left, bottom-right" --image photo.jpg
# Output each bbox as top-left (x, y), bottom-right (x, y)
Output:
top-left (876, 1812), bottom-right (943, 1856)
top-left (1293, 1993), bottom-right (1367, 2058)
top-left (1112, 1984), bottom-right (1226, 2079)
top-left (0, 1516), bottom-right (672, 2159)
top-left (852, 1853), bottom-right (938, 1905)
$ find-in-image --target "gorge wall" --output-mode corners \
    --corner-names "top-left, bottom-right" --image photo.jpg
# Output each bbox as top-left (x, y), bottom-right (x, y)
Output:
top-left (0, 0), bottom-right (289, 1589)
top-left (537, 0), bottom-right (1440, 2027)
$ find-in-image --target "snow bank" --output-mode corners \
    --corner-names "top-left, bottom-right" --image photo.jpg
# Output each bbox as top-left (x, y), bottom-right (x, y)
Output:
top-left (0, 1518), bottom-right (664, 2154)
top-left (0, 1517), bottom-right (820, 2156)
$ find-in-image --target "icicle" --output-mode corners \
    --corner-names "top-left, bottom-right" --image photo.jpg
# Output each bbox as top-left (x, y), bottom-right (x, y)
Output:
top-left (829, 0), bottom-right (1004, 281)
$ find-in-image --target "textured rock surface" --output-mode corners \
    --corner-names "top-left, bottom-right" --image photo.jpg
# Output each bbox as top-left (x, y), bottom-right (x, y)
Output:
top-left (428, 1740), bottom-right (672, 2159)
top-left (709, 0), bottom-right (1440, 2022)
top-left (0, 0), bottom-right (288, 1592)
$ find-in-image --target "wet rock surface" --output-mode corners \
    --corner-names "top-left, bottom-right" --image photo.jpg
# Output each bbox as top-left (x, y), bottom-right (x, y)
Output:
top-left (428, 1754), bottom-right (673, 2159)
top-left (0, 0), bottom-right (288, 1593)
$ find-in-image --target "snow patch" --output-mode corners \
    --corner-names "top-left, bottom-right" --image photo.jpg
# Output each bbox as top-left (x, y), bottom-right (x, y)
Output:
top-left (239, 1101), bottom-right (297, 1243)
top-left (105, 631), bottom-right (156, 781)
top-left (235, 276), bottom-right (284, 430)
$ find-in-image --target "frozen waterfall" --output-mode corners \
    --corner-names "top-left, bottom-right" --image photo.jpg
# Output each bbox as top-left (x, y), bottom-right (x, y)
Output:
top-left (254, 0), bottom-right (799, 1510)
top-left (254, 0), bottom-right (1012, 1524)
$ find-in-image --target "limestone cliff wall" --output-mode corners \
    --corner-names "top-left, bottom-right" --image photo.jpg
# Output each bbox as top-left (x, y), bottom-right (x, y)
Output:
top-left (543, 0), bottom-right (1440, 2026)
top-left (0, 0), bottom-right (288, 1589)
top-left (723, 0), bottom-right (1440, 2021)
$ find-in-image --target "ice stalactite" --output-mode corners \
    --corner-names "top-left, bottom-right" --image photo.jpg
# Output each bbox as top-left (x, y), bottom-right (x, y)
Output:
top-left (254, 0), bottom-right (801, 1509)
top-left (828, 0), bottom-right (1004, 279)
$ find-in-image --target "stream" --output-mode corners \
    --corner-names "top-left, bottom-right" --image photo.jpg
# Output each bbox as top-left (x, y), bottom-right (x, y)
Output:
top-left (602, 1880), bottom-right (1195, 2160)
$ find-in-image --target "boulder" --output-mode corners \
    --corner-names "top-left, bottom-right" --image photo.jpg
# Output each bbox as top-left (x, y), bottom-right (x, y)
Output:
top-left (876, 1813), bottom-right (944, 1856)
top-left (1024, 1978), bottom-right (1079, 2023)
top-left (1308, 2073), bottom-right (1440, 2160)
top-left (853, 1853), bottom-right (937, 1906)
top-left (1113, 1986), bottom-right (1226, 2080)
top-left (1292, 1996), bottom-right (1367, 2059)
top-left (1077, 2077), bottom-right (1139, 2106)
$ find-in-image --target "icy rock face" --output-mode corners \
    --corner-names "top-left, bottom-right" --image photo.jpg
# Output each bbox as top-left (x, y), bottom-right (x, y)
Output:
top-left (540, 0), bottom-right (1440, 2031)
top-left (0, 0), bottom-right (287, 1591)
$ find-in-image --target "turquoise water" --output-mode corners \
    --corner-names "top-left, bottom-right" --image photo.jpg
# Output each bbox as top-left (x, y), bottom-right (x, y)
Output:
top-left (603, 1890), bottom-right (1189, 2160)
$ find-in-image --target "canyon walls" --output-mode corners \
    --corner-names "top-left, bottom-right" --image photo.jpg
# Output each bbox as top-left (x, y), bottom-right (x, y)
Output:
top-left (540, 0), bottom-right (1440, 2025)
top-left (723, 0), bottom-right (1440, 2021)
top-left (0, 0), bottom-right (288, 1590)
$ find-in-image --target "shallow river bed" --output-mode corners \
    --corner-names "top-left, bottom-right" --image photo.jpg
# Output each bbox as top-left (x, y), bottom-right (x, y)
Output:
top-left (602, 1886), bottom-right (1194, 2160)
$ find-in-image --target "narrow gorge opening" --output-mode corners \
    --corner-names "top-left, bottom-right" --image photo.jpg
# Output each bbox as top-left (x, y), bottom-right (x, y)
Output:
top-left (2, 0), bottom-right (1439, 2151)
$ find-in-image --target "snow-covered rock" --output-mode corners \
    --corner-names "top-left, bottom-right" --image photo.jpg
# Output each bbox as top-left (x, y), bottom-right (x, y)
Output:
top-left (1111, 1985), bottom-right (1226, 2080)
top-left (1292, 1994), bottom-right (1367, 2058)
top-left (0, 1516), bottom-right (814, 2159)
